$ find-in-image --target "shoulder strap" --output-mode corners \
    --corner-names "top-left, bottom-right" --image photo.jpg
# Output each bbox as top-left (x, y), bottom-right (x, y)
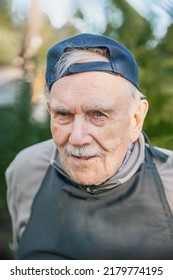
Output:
top-left (142, 131), bottom-right (168, 163)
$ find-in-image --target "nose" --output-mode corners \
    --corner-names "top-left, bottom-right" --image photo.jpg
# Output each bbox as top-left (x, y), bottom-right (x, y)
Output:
top-left (68, 116), bottom-right (92, 146)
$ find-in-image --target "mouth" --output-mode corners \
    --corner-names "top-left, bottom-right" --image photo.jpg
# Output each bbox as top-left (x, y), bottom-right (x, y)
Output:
top-left (70, 155), bottom-right (97, 162)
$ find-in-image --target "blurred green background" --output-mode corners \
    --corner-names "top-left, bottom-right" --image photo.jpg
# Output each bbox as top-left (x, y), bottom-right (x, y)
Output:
top-left (0, 0), bottom-right (173, 259)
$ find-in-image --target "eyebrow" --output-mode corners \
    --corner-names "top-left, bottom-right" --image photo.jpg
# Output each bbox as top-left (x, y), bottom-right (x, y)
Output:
top-left (51, 107), bottom-right (71, 114)
top-left (50, 104), bottom-right (115, 114)
top-left (81, 104), bottom-right (114, 113)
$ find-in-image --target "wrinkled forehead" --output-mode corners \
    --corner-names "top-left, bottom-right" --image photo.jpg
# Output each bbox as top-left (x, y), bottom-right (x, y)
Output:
top-left (50, 71), bottom-right (129, 109)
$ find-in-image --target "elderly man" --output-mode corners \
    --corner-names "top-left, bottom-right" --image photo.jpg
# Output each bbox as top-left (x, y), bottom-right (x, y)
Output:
top-left (6, 33), bottom-right (173, 260)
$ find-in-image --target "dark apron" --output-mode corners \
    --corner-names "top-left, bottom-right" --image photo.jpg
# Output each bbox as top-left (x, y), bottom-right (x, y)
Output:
top-left (17, 136), bottom-right (173, 259)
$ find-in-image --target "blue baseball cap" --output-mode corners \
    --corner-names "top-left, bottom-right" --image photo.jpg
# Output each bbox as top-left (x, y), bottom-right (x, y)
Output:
top-left (46, 33), bottom-right (139, 91)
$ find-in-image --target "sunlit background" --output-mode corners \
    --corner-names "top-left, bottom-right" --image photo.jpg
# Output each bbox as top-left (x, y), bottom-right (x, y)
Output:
top-left (0, 0), bottom-right (173, 259)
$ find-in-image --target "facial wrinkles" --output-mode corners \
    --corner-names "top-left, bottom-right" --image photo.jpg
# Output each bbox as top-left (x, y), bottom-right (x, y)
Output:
top-left (51, 100), bottom-right (130, 158)
top-left (50, 72), bottom-right (133, 185)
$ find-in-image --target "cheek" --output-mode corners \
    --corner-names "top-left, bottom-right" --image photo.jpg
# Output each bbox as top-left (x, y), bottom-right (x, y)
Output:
top-left (50, 121), bottom-right (69, 147)
top-left (97, 120), bottom-right (131, 153)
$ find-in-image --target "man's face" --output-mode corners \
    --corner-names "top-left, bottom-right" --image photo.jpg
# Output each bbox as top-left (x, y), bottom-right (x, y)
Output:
top-left (48, 71), bottom-right (136, 186)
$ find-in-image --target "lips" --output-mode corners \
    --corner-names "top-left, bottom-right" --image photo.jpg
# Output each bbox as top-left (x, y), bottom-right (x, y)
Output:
top-left (71, 155), bottom-right (96, 161)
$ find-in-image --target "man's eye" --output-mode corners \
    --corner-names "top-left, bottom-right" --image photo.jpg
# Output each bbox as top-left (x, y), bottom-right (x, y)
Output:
top-left (53, 111), bottom-right (67, 118)
top-left (59, 112), bottom-right (69, 117)
top-left (52, 110), bottom-right (72, 124)
top-left (93, 111), bottom-right (106, 118)
top-left (90, 111), bottom-right (107, 126)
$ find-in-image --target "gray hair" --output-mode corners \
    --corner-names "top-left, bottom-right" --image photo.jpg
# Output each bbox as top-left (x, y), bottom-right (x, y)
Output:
top-left (55, 47), bottom-right (146, 102)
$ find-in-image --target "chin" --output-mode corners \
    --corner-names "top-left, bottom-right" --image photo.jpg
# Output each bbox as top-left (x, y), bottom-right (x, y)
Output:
top-left (68, 172), bottom-right (101, 186)
top-left (69, 171), bottom-right (109, 186)
top-left (65, 162), bottom-right (116, 186)
top-left (73, 177), bottom-right (98, 186)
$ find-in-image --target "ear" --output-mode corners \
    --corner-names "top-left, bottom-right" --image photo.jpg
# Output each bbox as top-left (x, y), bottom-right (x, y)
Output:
top-left (130, 99), bottom-right (148, 142)
top-left (47, 101), bottom-right (51, 114)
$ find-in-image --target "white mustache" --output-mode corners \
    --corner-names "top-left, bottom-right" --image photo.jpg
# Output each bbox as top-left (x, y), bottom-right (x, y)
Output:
top-left (64, 145), bottom-right (106, 158)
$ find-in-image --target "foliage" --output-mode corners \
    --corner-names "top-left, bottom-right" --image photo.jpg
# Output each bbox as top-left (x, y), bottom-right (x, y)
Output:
top-left (104, 0), bottom-right (173, 149)
top-left (0, 0), bottom-right (19, 65)
top-left (0, 81), bottom-right (51, 208)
